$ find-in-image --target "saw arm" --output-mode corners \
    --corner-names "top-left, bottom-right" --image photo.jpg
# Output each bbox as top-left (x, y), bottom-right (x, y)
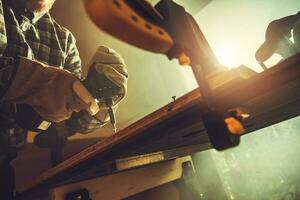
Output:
top-left (84, 0), bottom-right (248, 150)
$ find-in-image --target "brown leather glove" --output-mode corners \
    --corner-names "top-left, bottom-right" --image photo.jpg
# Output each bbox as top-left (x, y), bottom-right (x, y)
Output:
top-left (2, 57), bottom-right (99, 123)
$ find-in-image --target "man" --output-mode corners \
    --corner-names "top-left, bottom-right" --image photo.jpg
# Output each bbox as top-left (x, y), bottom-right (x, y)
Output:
top-left (0, 0), bottom-right (128, 199)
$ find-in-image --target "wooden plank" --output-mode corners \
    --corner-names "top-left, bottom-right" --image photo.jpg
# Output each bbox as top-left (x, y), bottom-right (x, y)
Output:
top-left (21, 85), bottom-right (201, 192)
top-left (19, 65), bottom-right (255, 192)
top-left (19, 53), bottom-right (300, 195)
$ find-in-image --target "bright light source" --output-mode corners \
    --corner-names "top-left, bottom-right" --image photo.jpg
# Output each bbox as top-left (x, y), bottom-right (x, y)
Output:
top-left (214, 43), bottom-right (241, 68)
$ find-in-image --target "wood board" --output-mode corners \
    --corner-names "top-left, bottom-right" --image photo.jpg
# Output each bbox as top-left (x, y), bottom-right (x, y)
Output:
top-left (17, 53), bottom-right (300, 199)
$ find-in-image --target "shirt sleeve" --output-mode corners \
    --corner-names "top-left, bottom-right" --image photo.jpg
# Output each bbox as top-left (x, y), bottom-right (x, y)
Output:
top-left (64, 32), bottom-right (83, 80)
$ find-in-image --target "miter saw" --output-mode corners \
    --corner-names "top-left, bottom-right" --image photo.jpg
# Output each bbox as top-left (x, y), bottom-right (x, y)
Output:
top-left (84, 0), bottom-right (250, 150)
top-left (15, 0), bottom-right (248, 152)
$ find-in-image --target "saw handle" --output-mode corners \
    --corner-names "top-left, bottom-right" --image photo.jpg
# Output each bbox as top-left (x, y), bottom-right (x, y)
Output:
top-left (84, 0), bottom-right (173, 53)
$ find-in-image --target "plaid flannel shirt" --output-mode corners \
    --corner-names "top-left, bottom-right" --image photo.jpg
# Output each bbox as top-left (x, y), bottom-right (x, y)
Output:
top-left (0, 0), bottom-right (82, 79)
top-left (0, 0), bottom-right (84, 159)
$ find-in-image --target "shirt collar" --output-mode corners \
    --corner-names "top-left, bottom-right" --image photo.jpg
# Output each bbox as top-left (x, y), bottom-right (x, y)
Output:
top-left (9, 0), bottom-right (47, 23)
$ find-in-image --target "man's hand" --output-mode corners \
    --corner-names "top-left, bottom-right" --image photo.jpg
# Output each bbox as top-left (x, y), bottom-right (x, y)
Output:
top-left (2, 57), bottom-right (98, 123)
top-left (67, 110), bottom-right (108, 134)
top-left (81, 46), bottom-right (129, 131)
top-left (84, 46), bottom-right (128, 106)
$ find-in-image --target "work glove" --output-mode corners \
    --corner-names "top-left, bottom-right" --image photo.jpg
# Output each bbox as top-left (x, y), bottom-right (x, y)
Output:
top-left (84, 46), bottom-right (128, 105)
top-left (34, 46), bottom-right (128, 166)
top-left (255, 12), bottom-right (300, 62)
top-left (1, 57), bottom-right (99, 123)
top-left (74, 45), bottom-right (128, 133)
